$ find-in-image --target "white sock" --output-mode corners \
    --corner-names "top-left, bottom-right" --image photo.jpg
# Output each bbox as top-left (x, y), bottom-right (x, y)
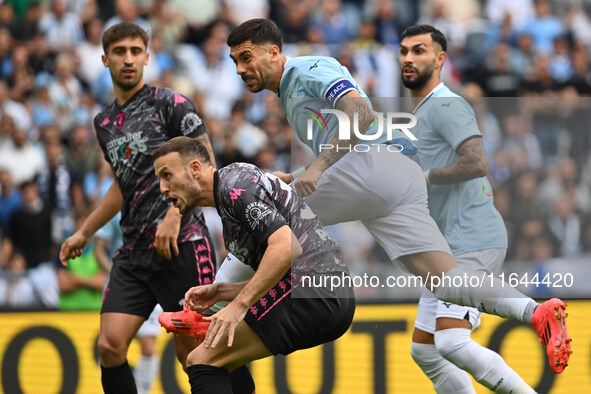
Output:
top-left (134, 355), bottom-right (160, 394)
top-left (435, 329), bottom-right (535, 394)
top-left (433, 268), bottom-right (537, 323)
top-left (208, 253), bottom-right (255, 314)
top-left (410, 342), bottom-right (476, 393)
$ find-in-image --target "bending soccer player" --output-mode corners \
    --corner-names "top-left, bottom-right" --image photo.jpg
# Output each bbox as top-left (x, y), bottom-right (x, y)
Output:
top-left (154, 137), bottom-right (356, 393)
top-left (59, 22), bottom-right (253, 393)
top-left (400, 24), bottom-right (535, 393)
top-left (227, 18), bottom-right (570, 375)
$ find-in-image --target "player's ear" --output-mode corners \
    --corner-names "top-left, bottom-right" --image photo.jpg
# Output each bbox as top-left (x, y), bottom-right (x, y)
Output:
top-left (189, 159), bottom-right (202, 178)
top-left (145, 50), bottom-right (149, 65)
top-left (101, 54), bottom-right (108, 67)
top-left (436, 50), bottom-right (447, 70)
top-left (269, 44), bottom-right (281, 59)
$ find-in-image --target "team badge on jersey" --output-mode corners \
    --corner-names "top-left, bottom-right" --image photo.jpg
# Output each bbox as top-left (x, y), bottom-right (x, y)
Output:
top-left (245, 201), bottom-right (272, 230)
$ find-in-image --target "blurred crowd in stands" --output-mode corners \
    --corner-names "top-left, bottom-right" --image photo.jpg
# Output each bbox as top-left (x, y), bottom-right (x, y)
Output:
top-left (0, 0), bottom-right (590, 308)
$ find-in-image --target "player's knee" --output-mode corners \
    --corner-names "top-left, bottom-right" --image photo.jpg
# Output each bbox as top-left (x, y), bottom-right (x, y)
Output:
top-left (410, 341), bottom-right (440, 365)
top-left (97, 335), bottom-right (128, 365)
top-left (434, 328), bottom-right (471, 359)
top-left (186, 346), bottom-right (226, 369)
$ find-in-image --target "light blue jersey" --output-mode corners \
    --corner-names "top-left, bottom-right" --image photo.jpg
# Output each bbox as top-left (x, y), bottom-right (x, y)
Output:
top-left (412, 83), bottom-right (507, 255)
top-left (279, 56), bottom-right (416, 156)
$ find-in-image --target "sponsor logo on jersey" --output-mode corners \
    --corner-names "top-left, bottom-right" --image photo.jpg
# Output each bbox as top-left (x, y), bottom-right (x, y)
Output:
top-left (309, 60), bottom-right (320, 71)
top-left (227, 240), bottom-right (249, 261)
top-left (229, 188), bottom-right (246, 205)
top-left (105, 131), bottom-right (148, 165)
top-left (180, 112), bottom-right (203, 136)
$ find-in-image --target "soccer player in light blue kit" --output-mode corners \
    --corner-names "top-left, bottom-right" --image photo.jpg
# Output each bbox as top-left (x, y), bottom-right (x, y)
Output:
top-left (400, 25), bottom-right (536, 393)
top-left (169, 19), bottom-right (571, 383)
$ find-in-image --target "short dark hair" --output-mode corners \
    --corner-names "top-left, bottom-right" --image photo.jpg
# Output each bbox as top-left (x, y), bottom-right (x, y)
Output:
top-left (401, 24), bottom-right (447, 52)
top-left (152, 136), bottom-right (211, 165)
top-left (227, 18), bottom-right (283, 52)
top-left (102, 22), bottom-right (149, 53)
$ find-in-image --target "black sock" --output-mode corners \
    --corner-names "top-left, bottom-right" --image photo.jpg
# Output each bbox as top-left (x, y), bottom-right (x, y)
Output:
top-left (229, 364), bottom-right (256, 394)
top-left (187, 364), bottom-right (232, 394)
top-left (101, 360), bottom-right (137, 394)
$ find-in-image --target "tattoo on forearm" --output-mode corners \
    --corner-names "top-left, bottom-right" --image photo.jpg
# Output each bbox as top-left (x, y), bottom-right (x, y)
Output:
top-left (316, 98), bottom-right (376, 167)
top-left (429, 137), bottom-right (488, 184)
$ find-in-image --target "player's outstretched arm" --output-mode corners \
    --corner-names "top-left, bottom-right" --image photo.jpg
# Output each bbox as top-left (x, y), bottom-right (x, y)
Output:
top-left (427, 137), bottom-right (488, 185)
top-left (294, 90), bottom-right (375, 196)
top-left (202, 226), bottom-right (302, 348)
top-left (59, 173), bottom-right (122, 265)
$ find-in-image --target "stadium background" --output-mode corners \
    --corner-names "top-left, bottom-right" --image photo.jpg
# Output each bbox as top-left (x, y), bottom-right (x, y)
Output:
top-left (0, 0), bottom-right (590, 392)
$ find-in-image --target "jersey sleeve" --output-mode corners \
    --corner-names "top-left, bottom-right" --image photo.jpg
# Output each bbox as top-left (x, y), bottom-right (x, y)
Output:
top-left (163, 90), bottom-right (206, 138)
top-left (431, 97), bottom-right (481, 151)
top-left (223, 178), bottom-right (288, 244)
top-left (93, 114), bottom-right (111, 163)
top-left (297, 59), bottom-right (358, 107)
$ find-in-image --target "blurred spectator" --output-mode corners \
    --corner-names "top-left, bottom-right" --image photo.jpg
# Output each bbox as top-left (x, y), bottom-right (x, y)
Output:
top-left (0, 169), bottom-right (22, 232)
top-left (521, 0), bottom-right (565, 54)
top-left (192, 34), bottom-right (244, 120)
top-left (564, 44), bottom-right (591, 95)
top-left (229, 100), bottom-right (268, 160)
top-left (270, 0), bottom-right (315, 44)
top-left (64, 124), bottom-right (100, 181)
top-left (509, 170), bottom-right (544, 234)
top-left (479, 43), bottom-right (522, 97)
top-left (30, 72), bottom-right (56, 128)
top-left (48, 52), bottom-right (83, 134)
top-left (0, 79), bottom-right (33, 131)
top-left (549, 35), bottom-right (573, 83)
top-left (148, 0), bottom-right (186, 51)
top-left (0, 250), bottom-right (38, 308)
top-left (37, 138), bottom-right (82, 242)
top-left (5, 44), bottom-right (35, 102)
top-left (372, 0), bottom-right (401, 47)
top-left (548, 193), bottom-right (583, 257)
top-left (312, 0), bottom-right (353, 47)
top-left (2, 181), bottom-right (53, 270)
top-left (83, 155), bottom-right (113, 210)
top-left (222, 0), bottom-right (269, 26)
top-left (39, 0), bottom-right (84, 53)
top-left (57, 209), bottom-right (106, 310)
top-left (170, 0), bottom-right (220, 45)
top-left (76, 18), bottom-right (105, 88)
top-left (485, 0), bottom-right (535, 30)
top-left (0, 121), bottom-right (44, 185)
top-left (499, 112), bottom-right (543, 170)
top-left (103, 0), bottom-right (150, 33)
top-left (418, 0), bottom-right (467, 52)
top-left (9, 1), bottom-right (42, 43)
top-left (3, 0), bottom-right (39, 22)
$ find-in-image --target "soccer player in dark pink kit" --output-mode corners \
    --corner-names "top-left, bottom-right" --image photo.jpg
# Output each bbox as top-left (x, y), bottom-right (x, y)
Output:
top-left (59, 22), bottom-right (252, 393)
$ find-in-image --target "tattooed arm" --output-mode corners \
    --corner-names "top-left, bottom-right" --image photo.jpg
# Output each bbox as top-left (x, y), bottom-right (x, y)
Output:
top-left (293, 90), bottom-right (375, 196)
top-left (427, 136), bottom-right (489, 184)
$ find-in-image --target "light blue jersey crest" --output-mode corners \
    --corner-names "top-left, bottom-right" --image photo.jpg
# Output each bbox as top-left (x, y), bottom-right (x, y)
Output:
top-left (279, 56), bottom-right (416, 156)
top-left (411, 83), bottom-right (507, 255)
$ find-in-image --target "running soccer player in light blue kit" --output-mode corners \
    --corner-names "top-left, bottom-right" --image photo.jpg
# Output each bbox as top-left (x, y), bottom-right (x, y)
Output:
top-left (168, 19), bottom-right (571, 383)
top-left (400, 25), bottom-right (536, 393)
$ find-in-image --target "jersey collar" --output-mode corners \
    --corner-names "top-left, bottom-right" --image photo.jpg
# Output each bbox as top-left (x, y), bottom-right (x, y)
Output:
top-left (413, 82), bottom-right (445, 114)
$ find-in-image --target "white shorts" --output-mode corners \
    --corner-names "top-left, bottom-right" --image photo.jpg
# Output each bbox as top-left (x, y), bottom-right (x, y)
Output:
top-left (414, 248), bottom-right (507, 334)
top-left (304, 147), bottom-right (451, 261)
top-left (136, 304), bottom-right (164, 338)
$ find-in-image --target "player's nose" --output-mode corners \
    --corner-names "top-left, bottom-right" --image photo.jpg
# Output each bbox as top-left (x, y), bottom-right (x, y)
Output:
top-left (159, 180), bottom-right (169, 195)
